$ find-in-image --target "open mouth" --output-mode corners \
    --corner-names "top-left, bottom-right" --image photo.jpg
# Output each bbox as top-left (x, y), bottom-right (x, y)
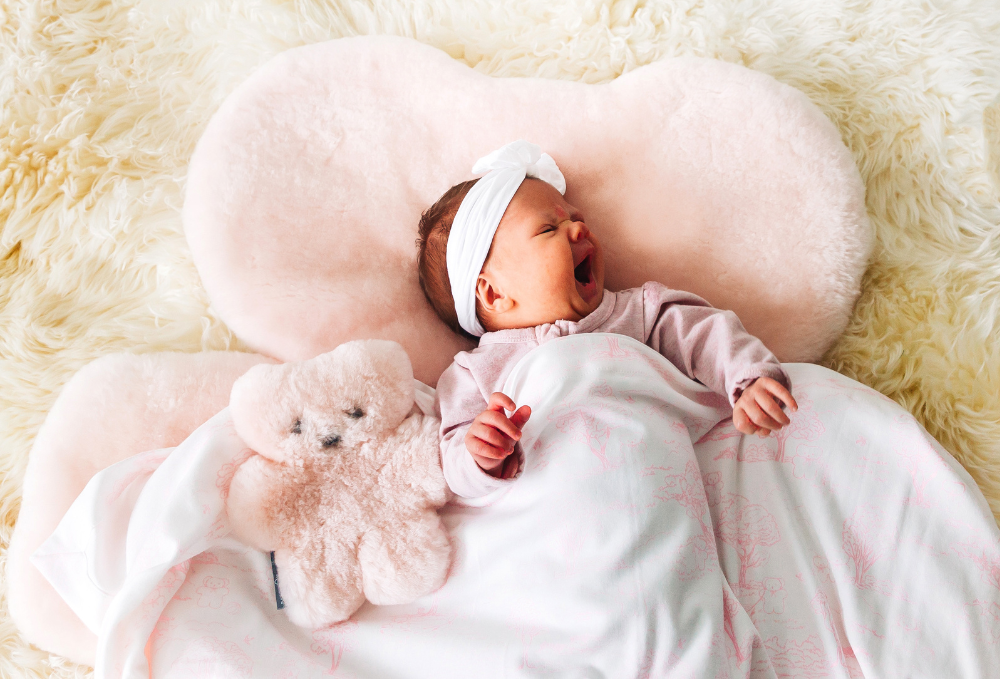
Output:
top-left (574, 254), bottom-right (593, 285)
top-left (573, 250), bottom-right (597, 301)
top-left (571, 237), bottom-right (598, 302)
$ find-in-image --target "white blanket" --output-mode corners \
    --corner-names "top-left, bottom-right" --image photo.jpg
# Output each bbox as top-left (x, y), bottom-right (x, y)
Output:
top-left (34, 334), bottom-right (1000, 677)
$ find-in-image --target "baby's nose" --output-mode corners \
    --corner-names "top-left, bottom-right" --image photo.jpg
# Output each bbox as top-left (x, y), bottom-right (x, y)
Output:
top-left (568, 220), bottom-right (590, 242)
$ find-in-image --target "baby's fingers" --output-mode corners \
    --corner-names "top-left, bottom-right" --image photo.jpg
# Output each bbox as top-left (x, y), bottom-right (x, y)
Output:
top-left (759, 378), bottom-right (798, 412)
top-left (468, 421), bottom-right (514, 453)
top-left (487, 391), bottom-right (517, 414)
top-left (743, 400), bottom-right (782, 431)
top-left (755, 392), bottom-right (789, 427)
top-left (466, 433), bottom-right (508, 462)
top-left (509, 405), bottom-right (531, 430)
top-left (732, 405), bottom-right (760, 436)
top-left (477, 409), bottom-right (522, 442)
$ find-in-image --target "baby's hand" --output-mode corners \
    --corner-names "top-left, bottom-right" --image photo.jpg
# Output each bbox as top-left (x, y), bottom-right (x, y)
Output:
top-left (465, 392), bottom-right (531, 479)
top-left (733, 377), bottom-right (798, 438)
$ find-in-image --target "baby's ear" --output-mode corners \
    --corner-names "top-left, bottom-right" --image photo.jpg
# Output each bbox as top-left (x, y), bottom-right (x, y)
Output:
top-left (475, 274), bottom-right (513, 316)
top-left (230, 362), bottom-right (300, 459)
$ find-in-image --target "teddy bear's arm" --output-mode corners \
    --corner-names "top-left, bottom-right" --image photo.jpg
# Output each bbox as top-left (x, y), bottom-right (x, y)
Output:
top-left (387, 413), bottom-right (449, 507)
top-left (226, 454), bottom-right (290, 551)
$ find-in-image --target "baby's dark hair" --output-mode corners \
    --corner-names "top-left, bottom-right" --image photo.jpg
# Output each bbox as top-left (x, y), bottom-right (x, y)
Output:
top-left (416, 178), bottom-right (480, 339)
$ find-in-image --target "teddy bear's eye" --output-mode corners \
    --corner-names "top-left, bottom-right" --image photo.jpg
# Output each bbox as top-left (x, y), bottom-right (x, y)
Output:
top-left (322, 434), bottom-right (341, 448)
top-left (291, 418), bottom-right (302, 435)
top-left (347, 407), bottom-right (364, 419)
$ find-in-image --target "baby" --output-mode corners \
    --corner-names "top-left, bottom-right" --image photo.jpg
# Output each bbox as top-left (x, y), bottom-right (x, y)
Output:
top-left (417, 140), bottom-right (797, 498)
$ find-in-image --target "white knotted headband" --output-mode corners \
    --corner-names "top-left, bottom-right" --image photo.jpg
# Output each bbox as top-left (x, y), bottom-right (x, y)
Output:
top-left (446, 140), bottom-right (567, 337)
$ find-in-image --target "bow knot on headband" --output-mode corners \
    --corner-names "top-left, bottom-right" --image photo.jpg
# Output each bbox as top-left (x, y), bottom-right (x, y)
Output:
top-left (446, 140), bottom-right (567, 337)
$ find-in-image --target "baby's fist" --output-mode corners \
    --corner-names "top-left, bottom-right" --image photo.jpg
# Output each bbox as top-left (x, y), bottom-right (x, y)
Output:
top-left (733, 377), bottom-right (798, 438)
top-left (465, 392), bottom-right (531, 479)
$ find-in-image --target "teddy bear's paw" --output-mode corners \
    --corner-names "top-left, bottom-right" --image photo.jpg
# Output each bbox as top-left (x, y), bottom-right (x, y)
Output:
top-left (226, 456), bottom-right (282, 551)
top-left (276, 551), bottom-right (365, 628)
top-left (358, 516), bottom-right (451, 606)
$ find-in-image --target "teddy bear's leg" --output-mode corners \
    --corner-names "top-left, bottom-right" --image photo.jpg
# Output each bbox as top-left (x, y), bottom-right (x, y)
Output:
top-left (274, 547), bottom-right (365, 629)
top-left (358, 513), bottom-right (451, 606)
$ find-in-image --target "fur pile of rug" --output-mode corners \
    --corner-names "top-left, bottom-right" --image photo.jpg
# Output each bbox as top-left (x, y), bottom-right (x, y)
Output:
top-left (1, 1), bottom-right (998, 675)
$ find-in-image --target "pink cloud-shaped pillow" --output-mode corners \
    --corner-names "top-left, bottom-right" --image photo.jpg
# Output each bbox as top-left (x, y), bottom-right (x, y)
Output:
top-left (183, 36), bottom-right (871, 385)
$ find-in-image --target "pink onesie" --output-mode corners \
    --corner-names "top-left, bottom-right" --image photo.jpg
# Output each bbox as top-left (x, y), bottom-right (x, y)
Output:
top-left (435, 281), bottom-right (791, 499)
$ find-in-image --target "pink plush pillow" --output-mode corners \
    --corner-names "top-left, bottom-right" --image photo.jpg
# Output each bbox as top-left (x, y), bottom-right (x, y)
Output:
top-left (183, 36), bottom-right (871, 385)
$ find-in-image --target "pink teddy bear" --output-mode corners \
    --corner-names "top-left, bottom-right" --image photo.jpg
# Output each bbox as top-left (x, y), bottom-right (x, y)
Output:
top-left (225, 340), bottom-right (450, 628)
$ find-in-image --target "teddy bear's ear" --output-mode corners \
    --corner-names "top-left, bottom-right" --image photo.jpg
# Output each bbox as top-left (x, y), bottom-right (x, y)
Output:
top-left (230, 362), bottom-right (299, 459)
top-left (315, 340), bottom-right (416, 434)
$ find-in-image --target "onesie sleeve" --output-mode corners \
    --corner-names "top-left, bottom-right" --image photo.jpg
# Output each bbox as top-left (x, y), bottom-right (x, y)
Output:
top-left (641, 282), bottom-right (791, 407)
top-left (436, 356), bottom-right (520, 499)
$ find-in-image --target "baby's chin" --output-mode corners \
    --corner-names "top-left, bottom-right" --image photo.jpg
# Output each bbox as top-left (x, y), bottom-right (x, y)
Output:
top-left (557, 286), bottom-right (604, 323)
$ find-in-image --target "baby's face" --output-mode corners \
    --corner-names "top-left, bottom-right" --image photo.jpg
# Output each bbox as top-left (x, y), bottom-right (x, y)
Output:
top-left (476, 178), bottom-right (605, 331)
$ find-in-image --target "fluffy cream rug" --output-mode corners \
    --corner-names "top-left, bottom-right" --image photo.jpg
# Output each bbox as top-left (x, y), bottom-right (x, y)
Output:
top-left (1, 0), bottom-right (998, 675)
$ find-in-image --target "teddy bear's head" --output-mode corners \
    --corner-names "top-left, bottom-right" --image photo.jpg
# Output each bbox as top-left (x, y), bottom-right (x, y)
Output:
top-left (229, 340), bottom-right (415, 463)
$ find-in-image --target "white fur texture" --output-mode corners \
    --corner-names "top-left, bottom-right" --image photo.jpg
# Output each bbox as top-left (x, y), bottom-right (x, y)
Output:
top-left (2, 1), bottom-right (999, 676)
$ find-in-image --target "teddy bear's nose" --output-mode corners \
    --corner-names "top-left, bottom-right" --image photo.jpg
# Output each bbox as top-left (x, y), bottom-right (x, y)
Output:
top-left (322, 434), bottom-right (342, 448)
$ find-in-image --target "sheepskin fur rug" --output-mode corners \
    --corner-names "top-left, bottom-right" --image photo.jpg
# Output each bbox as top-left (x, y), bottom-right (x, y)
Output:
top-left (1, 0), bottom-right (998, 675)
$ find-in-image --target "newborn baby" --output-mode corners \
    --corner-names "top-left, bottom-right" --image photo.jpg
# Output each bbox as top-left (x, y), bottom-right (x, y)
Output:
top-left (417, 140), bottom-right (797, 498)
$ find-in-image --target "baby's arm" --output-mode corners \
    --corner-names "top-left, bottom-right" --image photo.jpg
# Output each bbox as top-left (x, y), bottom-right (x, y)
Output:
top-left (437, 360), bottom-right (527, 499)
top-left (641, 282), bottom-right (794, 429)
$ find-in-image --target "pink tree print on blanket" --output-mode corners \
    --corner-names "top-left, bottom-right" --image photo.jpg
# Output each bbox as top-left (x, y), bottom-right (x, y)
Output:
top-left (656, 461), bottom-right (709, 522)
top-left (811, 591), bottom-right (864, 678)
top-left (722, 587), bottom-right (751, 665)
top-left (951, 540), bottom-right (1000, 592)
top-left (771, 403), bottom-right (824, 462)
top-left (654, 461), bottom-right (716, 579)
top-left (842, 504), bottom-right (887, 589)
top-left (968, 600), bottom-right (1000, 646)
top-left (551, 406), bottom-right (617, 471)
top-left (717, 495), bottom-right (781, 589)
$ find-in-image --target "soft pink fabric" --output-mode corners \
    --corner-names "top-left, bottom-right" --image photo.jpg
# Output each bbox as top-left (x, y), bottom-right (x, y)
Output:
top-left (183, 35), bottom-right (871, 386)
top-left (438, 283), bottom-right (790, 499)
top-left (7, 351), bottom-right (273, 667)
